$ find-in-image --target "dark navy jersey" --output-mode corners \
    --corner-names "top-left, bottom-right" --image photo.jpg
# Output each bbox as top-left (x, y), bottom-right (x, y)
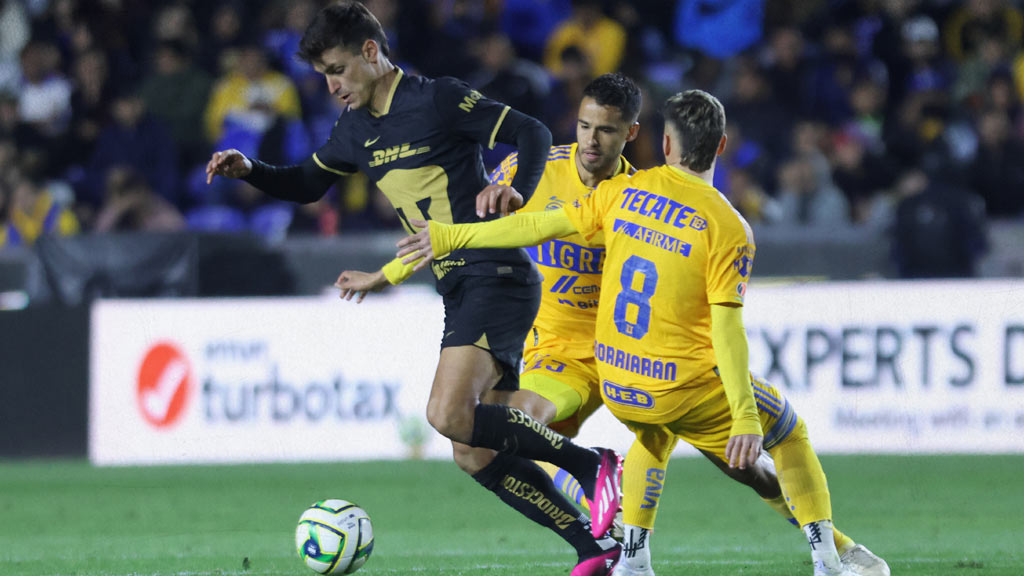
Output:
top-left (311, 69), bottom-right (540, 294)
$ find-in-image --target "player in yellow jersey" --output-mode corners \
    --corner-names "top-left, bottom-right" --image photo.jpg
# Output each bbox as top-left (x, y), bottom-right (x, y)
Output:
top-left (395, 90), bottom-right (887, 576)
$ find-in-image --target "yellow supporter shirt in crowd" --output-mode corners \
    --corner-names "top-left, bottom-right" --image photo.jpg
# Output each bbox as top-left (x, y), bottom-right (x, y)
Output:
top-left (563, 164), bottom-right (755, 423)
top-left (490, 143), bottom-right (634, 358)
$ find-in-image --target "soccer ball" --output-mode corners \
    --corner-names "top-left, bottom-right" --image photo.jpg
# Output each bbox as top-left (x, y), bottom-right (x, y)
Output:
top-left (295, 499), bottom-right (374, 574)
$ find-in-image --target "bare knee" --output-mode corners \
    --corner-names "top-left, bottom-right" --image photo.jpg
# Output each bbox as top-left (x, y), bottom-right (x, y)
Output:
top-left (426, 395), bottom-right (477, 443)
top-left (701, 449), bottom-right (781, 498)
top-left (505, 390), bottom-right (558, 426)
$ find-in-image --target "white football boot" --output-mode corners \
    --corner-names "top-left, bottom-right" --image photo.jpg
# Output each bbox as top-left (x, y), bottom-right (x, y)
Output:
top-left (611, 562), bottom-right (655, 576)
top-left (841, 544), bottom-right (890, 576)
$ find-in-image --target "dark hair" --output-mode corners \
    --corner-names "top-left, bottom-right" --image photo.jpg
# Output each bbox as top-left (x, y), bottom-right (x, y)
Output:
top-left (297, 2), bottom-right (390, 64)
top-left (661, 90), bottom-right (726, 172)
top-left (582, 73), bottom-right (642, 123)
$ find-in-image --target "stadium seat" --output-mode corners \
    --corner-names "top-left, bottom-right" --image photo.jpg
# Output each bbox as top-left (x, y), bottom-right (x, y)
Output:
top-left (249, 203), bottom-right (294, 242)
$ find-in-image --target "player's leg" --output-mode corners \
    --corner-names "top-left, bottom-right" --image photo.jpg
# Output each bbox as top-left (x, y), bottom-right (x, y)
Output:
top-left (752, 377), bottom-right (888, 576)
top-left (507, 353), bottom-right (606, 512)
top-left (613, 421), bottom-right (677, 576)
top-left (426, 344), bottom-right (612, 498)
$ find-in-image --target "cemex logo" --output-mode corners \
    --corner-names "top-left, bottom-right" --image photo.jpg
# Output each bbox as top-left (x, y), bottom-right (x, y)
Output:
top-left (136, 342), bottom-right (193, 428)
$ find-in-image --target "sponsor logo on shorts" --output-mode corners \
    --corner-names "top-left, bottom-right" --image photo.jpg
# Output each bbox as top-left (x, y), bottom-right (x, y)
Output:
top-left (601, 380), bottom-right (654, 409)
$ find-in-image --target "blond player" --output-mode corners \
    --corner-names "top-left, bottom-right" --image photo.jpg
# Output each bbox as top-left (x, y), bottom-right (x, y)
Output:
top-left (396, 90), bottom-right (887, 576)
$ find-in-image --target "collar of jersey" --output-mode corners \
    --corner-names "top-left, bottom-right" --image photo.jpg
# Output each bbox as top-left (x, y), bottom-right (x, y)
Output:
top-left (370, 67), bottom-right (404, 118)
top-left (666, 164), bottom-right (710, 187)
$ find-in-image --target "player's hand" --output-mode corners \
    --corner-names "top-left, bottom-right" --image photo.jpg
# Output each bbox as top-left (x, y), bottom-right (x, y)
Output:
top-left (334, 269), bottom-right (388, 303)
top-left (475, 184), bottom-right (523, 218)
top-left (396, 219), bottom-right (434, 271)
top-left (725, 434), bottom-right (763, 470)
top-left (206, 149), bottom-right (253, 184)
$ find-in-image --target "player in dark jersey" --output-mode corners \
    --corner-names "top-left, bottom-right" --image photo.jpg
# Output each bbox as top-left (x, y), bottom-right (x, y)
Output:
top-left (204, 3), bottom-right (621, 574)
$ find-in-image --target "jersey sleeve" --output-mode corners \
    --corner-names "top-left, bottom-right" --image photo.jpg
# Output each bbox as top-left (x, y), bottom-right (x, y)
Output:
top-left (311, 118), bottom-right (359, 176)
top-left (563, 179), bottom-right (617, 242)
top-left (489, 151), bottom-right (520, 186)
top-left (434, 77), bottom-right (512, 150)
top-left (706, 209), bottom-right (755, 306)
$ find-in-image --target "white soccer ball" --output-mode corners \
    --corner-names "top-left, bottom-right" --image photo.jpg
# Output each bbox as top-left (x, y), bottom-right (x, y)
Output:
top-left (295, 499), bottom-right (374, 574)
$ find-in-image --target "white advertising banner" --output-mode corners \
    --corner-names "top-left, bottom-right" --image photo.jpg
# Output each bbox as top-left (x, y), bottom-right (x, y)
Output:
top-left (91, 280), bottom-right (1024, 465)
top-left (742, 280), bottom-right (1024, 454)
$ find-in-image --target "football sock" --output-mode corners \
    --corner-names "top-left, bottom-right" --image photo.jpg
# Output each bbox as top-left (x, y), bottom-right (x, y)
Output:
top-left (537, 461), bottom-right (590, 512)
top-left (620, 524), bottom-right (653, 572)
top-left (622, 424), bottom-right (677, 529)
top-left (768, 416), bottom-right (832, 526)
top-left (471, 452), bottom-right (612, 560)
top-left (803, 520), bottom-right (843, 571)
top-left (470, 404), bottom-right (601, 496)
top-left (763, 495), bottom-right (855, 551)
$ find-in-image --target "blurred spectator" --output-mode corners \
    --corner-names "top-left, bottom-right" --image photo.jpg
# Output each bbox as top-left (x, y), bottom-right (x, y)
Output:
top-left (1, 168), bottom-right (79, 247)
top-left (724, 57), bottom-right (792, 170)
top-left (544, 45), bottom-right (593, 145)
top-left (968, 108), bottom-right (1024, 218)
top-left (68, 48), bottom-right (114, 168)
top-left (943, 0), bottom-right (1023, 64)
top-left (773, 156), bottom-right (850, 227)
top-left (140, 39), bottom-right (213, 167)
top-left (894, 15), bottom-right (955, 114)
top-left (544, 0), bottom-right (626, 77)
top-left (725, 166), bottom-right (781, 224)
top-left (953, 33), bottom-right (1011, 109)
top-left (16, 39), bottom-right (71, 139)
top-left (831, 127), bottom-right (898, 223)
top-left (713, 123), bottom-right (772, 199)
top-left (422, 0), bottom-right (495, 78)
top-left (203, 43), bottom-right (301, 144)
top-left (674, 0), bottom-right (764, 60)
top-left (892, 168), bottom-right (988, 278)
top-left (761, 26), bottom-right (809, 119)
top-left (470, 30), bottom-right (549, 121)
top-left (84, 89), bottom-right (179, 209)
top-left (844, 77), bottom-right (887, 153)
top-left (152, 2), bottom-right (201, 54)
top-left (199, 1), bottom-right (249, 74)
top-left (0, 0), bottom-right (31, 93)
top-left (93, 166), bottom-right (185, 232)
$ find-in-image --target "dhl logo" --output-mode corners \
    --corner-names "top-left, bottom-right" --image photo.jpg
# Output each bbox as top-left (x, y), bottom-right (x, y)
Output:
top-left (368, 143), bottom-right (431, 168)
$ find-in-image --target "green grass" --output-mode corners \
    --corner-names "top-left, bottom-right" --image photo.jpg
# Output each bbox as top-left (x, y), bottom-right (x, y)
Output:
top-left (0, 455), bottom-right (1021, 575)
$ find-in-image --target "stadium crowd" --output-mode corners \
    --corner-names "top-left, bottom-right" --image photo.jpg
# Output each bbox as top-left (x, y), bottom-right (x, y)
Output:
top-left (0, 0), bottom-right (1021, 275)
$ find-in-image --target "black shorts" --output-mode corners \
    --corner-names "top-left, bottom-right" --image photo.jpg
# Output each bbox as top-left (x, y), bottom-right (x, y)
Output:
top-left (441, 276), bottom-right (541, 391)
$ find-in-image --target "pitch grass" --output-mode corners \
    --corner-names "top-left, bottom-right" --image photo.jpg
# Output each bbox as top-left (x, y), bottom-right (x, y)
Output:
top-left (1, 455), bottom-right (1021, 576)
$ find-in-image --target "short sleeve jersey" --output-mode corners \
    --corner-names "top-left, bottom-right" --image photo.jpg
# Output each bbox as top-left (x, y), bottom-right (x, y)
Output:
top-left (490, 143), bottom-right (634, 358)
top-left (564, 165), bottom-right (755, 411)
top-left (312, 69), bottom-right (539, 293)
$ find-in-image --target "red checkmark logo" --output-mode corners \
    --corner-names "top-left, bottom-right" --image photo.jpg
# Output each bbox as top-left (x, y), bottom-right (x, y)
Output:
top-left (136, 342), bottom-right (192, 428)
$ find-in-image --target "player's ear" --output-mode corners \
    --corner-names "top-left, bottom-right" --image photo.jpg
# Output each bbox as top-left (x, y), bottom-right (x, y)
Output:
top-left (626, 121), bottom-right (640, 143)
top-left (716, 133), bottom-right (727, 157)
top-left (362, 39), bottom-right (378, 63)
top-left (662, 131), bottom-right (671, 159)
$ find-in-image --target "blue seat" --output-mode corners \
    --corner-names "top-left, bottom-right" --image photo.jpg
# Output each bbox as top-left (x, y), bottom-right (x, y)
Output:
top-left (185, 205), bottom-right (247, 233)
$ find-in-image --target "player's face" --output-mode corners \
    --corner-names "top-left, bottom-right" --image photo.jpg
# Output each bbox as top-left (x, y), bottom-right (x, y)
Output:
top-left (314, 46), bottom-right (375, 110)
top-left (576, 97), bottom-right (638, 176)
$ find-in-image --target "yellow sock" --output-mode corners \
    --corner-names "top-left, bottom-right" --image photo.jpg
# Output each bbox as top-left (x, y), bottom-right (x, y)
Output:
top-left (763, 494), bottom-right (855, 551)
top-left (536, 461), bottom-right (590, 512)
top-left (622, 423), bottom-right (677, 529)
top-left (768, 416), bottom-right (832, 527)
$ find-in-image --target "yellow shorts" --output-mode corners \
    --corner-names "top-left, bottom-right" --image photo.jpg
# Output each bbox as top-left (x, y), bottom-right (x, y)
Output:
top-left (520, 348), bottom-right (603, 438)
top-left (621, 372), bottom-right (799, 461)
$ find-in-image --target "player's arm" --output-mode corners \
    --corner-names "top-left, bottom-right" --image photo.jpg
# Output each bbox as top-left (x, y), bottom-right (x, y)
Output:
top-left (435, 78), bottom-right (551, 216)
top-left (711, 303), bottom-right (762, 470)
top-left (205, 150), bottom-right (339, 204)
top-left (396, 210), bottom-right (577, 271)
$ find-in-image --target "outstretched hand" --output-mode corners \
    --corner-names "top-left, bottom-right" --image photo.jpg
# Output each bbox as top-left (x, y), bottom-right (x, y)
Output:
top-left (475, 184), bottom-right (523, 218)
top-left (396, 219), bottom-right (435, 272)
top-left (205, 149), bottom-right (253, 184)
top-left (334, 269), bottom-right (388, 303)
top-left (725, 433), bottom-right (763, 470)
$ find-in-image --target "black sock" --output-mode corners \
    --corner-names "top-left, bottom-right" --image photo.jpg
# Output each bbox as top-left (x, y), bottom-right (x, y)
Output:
top-left (470, 404), bottom-right (602, 498)
top-left (472, 453), bottom-right (606, 560)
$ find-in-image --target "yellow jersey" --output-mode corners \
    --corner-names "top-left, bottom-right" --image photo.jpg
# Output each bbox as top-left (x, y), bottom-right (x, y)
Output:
top-left (490, 143), bottom-right (634, 358)
top-left (563, 165), bottom-right (755, 422)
